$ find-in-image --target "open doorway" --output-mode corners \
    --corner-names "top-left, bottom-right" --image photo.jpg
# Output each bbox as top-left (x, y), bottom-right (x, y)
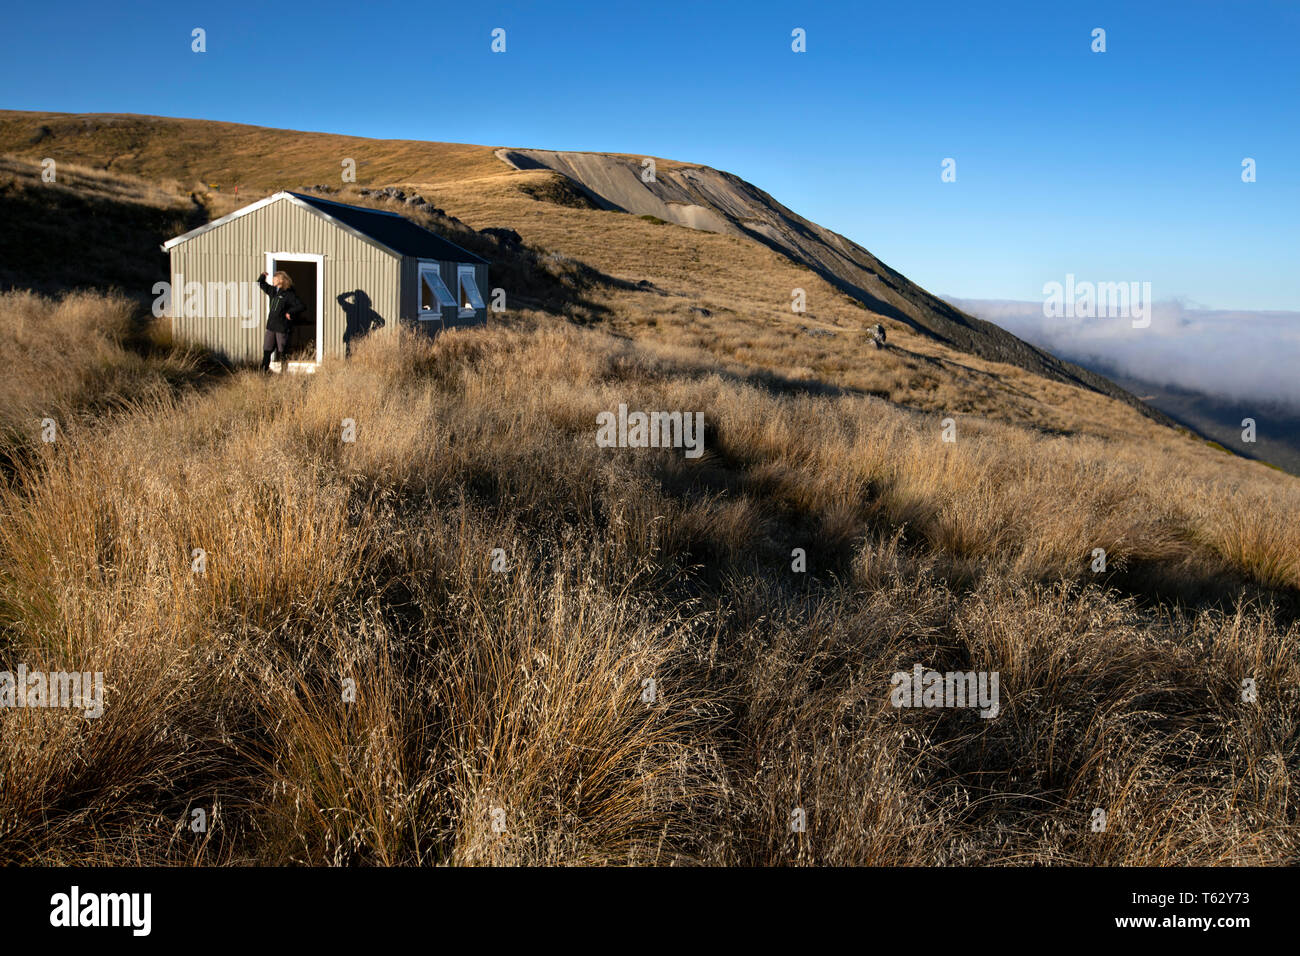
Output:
top-left (265, 252), bottom-right (324, 371)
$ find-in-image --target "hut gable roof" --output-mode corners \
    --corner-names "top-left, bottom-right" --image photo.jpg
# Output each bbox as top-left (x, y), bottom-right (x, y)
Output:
top-left (162, 191), bottom-right (488, 265)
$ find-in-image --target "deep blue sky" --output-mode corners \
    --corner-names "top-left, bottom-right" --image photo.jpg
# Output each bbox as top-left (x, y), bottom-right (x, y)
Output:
top-left (2, 0), bottom-right (1296, 309)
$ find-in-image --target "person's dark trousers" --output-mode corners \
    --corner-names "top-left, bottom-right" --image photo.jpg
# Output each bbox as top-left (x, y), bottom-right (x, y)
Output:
top-left (262, 329), bottom-right (289, 373)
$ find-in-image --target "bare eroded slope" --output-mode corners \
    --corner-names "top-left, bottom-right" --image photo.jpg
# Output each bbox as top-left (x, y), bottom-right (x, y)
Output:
top-left (496, 147), bottom-right (1174, 426)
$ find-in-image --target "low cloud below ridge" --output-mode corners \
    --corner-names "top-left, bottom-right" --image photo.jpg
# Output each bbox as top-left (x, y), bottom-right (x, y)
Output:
top-left (947, 298), bottom-right (1300, 413)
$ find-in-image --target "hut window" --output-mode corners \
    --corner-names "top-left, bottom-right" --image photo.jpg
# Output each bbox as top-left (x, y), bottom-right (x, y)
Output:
top-left (458, 266), bottom-right (485, 314)
top-left (419, 266), bottom-right (456, 317)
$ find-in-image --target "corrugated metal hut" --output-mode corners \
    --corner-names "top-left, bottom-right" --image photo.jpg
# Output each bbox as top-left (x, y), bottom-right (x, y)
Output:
top-left (161, 191), bottom-right (489, 370)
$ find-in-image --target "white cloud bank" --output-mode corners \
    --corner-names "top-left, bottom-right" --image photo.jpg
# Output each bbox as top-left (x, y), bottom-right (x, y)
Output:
top-left (948, 298), bottom-right (1300, 412)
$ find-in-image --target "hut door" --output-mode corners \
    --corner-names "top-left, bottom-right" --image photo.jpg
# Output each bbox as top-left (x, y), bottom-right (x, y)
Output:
top-left (266, 253), bottom-right (324, 364)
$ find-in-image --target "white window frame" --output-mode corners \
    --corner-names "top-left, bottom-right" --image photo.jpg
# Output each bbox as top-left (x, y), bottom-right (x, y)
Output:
top-left (457, 264), bottom-right (484, 318)
top-left (264, 251), bottom-right (325, 370)
top-left (418, 262), bottom-right (457, 320)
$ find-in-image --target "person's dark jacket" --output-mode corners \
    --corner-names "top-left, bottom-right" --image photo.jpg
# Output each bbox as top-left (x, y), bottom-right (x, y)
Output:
top-left (258, 275), bottom-right (307, 333)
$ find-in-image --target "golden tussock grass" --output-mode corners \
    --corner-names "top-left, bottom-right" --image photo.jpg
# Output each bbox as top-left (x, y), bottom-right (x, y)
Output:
top-left (1, 292), bottom-right (1296, 865)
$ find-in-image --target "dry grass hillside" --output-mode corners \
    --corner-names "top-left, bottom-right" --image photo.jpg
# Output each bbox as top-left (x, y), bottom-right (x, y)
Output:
top-left (0, 111), bottom-right (502, 194)
top-left (0, 111), bottom-right (1296, 866)
top-left (494, 146), bottom-right (1170, 420)
top-left (0, 109), bottom-right (1170, 424)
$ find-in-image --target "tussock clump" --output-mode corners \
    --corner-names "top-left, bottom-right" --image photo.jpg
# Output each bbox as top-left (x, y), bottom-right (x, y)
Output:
top-left (0, 290), bottom-right (205, 470)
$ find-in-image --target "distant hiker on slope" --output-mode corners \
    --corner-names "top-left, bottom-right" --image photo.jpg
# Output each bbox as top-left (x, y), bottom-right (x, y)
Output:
top-left (257, 270), bottom-right (306, 373)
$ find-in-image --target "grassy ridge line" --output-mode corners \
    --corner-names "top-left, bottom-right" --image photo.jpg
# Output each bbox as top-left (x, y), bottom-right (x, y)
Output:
top-left (0, 110), bottom-right (503, 194)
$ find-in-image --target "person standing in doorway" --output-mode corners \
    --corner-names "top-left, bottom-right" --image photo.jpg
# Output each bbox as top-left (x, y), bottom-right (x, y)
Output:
top-left (257, 270), bottom-right (306, 373)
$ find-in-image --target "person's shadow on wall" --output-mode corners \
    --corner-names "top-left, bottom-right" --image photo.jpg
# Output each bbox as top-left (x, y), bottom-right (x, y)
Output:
top-left (339, 289), bottom-right (386, 356)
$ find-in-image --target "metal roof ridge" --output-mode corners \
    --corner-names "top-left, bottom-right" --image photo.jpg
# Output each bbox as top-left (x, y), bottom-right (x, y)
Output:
top-left (287, 191), bottom-right (406, 217)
